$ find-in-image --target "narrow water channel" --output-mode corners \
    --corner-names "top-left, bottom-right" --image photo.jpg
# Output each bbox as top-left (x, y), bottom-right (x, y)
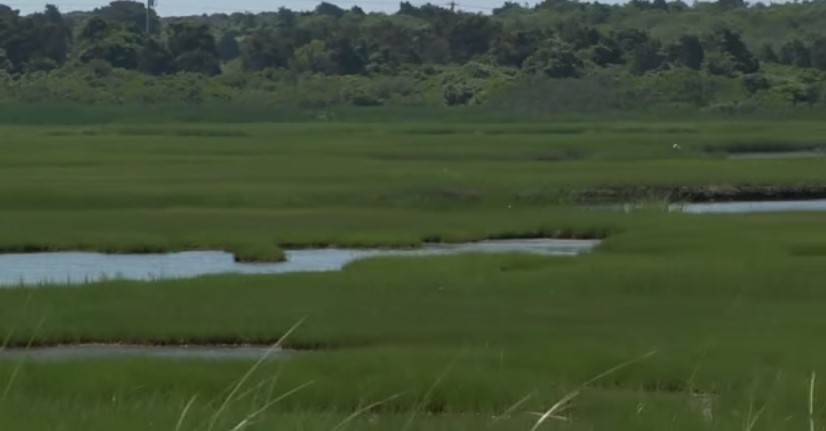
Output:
top-left (0, 239), bottom-right (599, 287)
top-left (673, 199), bottom-right (826, 214)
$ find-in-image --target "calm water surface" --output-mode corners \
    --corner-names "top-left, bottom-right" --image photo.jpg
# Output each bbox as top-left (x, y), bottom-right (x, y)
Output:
top-left (0, 239), bottom-right (599, 287)
top-left (673, 199), bottom-right (826, 214)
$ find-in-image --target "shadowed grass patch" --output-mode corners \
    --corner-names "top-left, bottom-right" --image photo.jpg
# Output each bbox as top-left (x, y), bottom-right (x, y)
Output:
top-left (115, 127), bottom-right (250, 138)
top-left (703, 139), bottom-right (826, 154)
top-left (42, 127), bottom-right (250, 138)
top-left (378, 187), bottom-right (485, 208)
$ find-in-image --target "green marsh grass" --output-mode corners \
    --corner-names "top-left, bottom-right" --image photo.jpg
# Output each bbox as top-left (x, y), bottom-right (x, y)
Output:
top-left (2, 120), bottom-right (826, 258)
top-left (2, 118), bottom-right (826, 429)
top-left (702, 138), bottom-right (826, 155)
top-left (3, 214), bottom-right (826, 428)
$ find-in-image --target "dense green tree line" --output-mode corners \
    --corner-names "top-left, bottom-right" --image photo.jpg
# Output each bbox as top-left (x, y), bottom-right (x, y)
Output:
top-left (1, 0), bottom-right (825, 109)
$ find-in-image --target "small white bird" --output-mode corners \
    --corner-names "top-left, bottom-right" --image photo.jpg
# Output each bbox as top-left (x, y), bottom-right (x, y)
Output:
top-left (672, 143), bottom-right (682, 150)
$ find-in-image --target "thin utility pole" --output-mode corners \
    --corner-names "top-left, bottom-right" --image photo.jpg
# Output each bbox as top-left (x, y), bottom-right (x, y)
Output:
top-left (145, 0), bottom-right (154, 34)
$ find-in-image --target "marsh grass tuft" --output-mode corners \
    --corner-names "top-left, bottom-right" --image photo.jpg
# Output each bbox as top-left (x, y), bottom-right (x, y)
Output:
top-left (703, 139), bottom-right (826, 154)
top-left (114, 127), bottom-right (249, 138)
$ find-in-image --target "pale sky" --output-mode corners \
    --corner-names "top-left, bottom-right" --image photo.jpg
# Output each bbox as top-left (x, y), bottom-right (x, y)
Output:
top-left (8, 0), bottom-right (530, 16)
top-left (6, 0), bottom-right (784, 17)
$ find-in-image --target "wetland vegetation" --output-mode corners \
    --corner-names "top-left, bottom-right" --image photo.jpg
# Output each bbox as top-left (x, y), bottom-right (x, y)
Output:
top-left (3, 1), bottom-right (826, 427)
top-left (0, 114), bottom-right (825, 430)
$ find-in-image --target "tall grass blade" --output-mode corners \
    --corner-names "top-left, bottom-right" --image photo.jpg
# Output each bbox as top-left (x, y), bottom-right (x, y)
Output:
top-left (2, 317), bottom-right (44, 402)
top-left (207, 317), bottom-right (306, 431)
top-left (743, 387), bottom-right (765, 431)
top-left (226, 380), bottom-right (315, 431)
top-left (401, 348), bottom-right (466, 431)
top-left (490, 392), bottom-right (535, 425)
top-left (330, 392), bottom-right (406, 431)
top-left (530, 350), bottom-right (657, 431)
top-left (810, 372), bottom-right (816, 431)
top-left (175, 394), bottom-right (199, 431)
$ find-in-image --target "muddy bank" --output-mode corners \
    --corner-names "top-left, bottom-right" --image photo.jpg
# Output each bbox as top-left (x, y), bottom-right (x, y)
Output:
top-left (727, 151), bottom-right (826, 160)
top-left (0, 343), bottom-right (292, 360)
top-left (1, 337), bottom-right (338, 350)
top-left (577, 185), bottom-right (826, 204)
top-left (0, 337), bottom-right (358, 360)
